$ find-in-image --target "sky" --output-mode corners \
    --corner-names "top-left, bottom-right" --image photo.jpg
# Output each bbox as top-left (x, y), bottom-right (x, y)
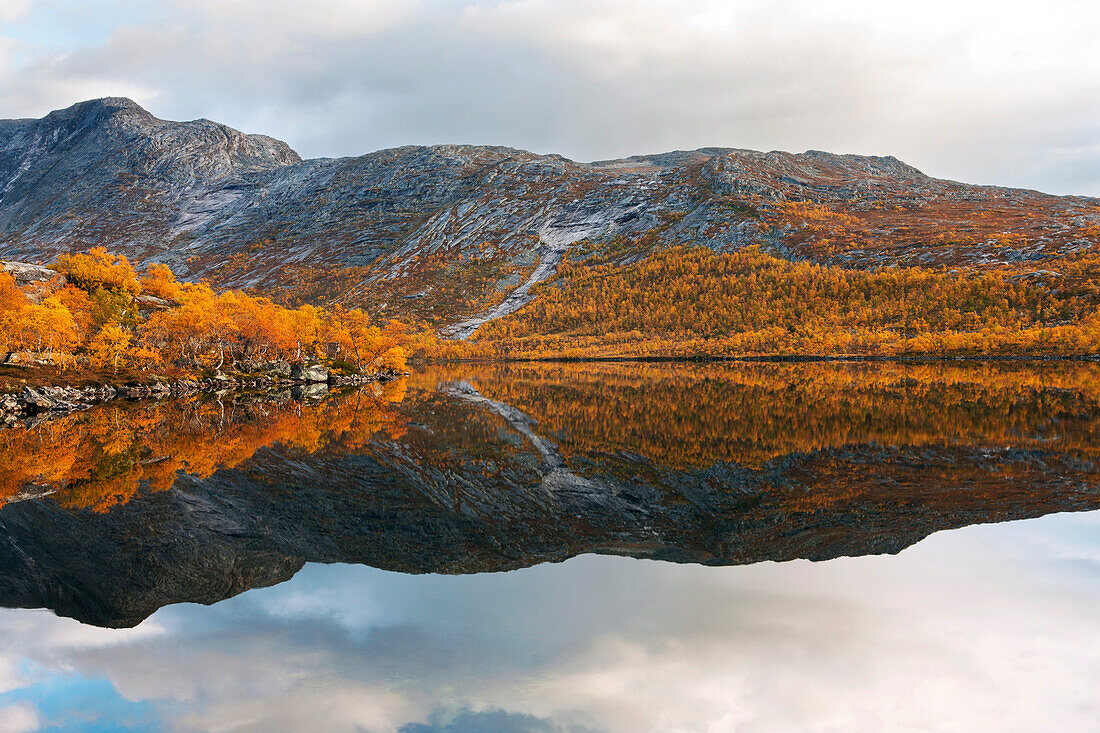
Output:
top-left (0, 510), bottom-right (1098, 732)
top-left (0, 0), bottom-right (1098, 195)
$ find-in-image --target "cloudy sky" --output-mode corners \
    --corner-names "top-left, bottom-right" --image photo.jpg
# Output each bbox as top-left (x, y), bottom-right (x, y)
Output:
top-left (0, 0), bottom-right (1098, 195)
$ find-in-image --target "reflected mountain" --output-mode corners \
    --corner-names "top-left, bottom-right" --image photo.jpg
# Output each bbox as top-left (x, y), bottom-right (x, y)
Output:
top-left (1, 361), bottom-right (1099, 627)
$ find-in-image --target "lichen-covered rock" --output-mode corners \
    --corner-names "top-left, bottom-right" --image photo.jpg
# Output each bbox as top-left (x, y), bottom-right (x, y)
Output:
top-left (0, 261), bottom-right (61, 285)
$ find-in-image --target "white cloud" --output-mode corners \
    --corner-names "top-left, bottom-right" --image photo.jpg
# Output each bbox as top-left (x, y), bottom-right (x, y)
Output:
top-left (0, 656), bottom-right (27, 695)
top-left (0, 610), bottom-right (166, 652)
top-left (0, 0), bottom-right (1095, 191)
top-left (0, 704), bottom-right (38, 733)
top-left (0, 37), bottom-right (18, 75)
top-left (0, 0), bottom-right (31, 23)
top-left (0, 0), bottom-right (1097, 189)
top-left (176, 0), bottom-right (424, 38)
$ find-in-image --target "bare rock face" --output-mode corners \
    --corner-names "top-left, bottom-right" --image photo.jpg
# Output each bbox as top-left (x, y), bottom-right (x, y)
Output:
top-left (0, 98), bottom-right (299, 263)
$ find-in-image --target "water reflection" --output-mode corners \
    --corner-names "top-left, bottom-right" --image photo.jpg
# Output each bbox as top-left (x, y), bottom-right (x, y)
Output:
top-left (0, 361), bottom-right (1098, 628)
top-left (430, 360), bottom-right (1100, 468)
top-left (0, 361), bottom-right (1098, 730)
top-left (0, 510), bottom-right (1096, 732)
top-left (1, 381), bottom-right (408, 512)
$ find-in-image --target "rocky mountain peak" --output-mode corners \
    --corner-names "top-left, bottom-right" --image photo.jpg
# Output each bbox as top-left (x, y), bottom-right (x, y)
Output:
top-left (44, 96), bottom-right (153, 123)
top-left (0, 99), bottom-right (304, 261)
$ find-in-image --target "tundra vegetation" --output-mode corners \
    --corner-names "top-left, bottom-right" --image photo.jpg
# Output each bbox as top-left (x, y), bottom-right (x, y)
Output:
top-left (4, 236), bottom-right (1100, 375)
top-left (471, 243), bottom-right (1100, 358)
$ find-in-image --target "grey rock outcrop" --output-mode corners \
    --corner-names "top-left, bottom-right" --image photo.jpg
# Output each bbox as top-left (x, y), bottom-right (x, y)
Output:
top-left (290, 362), bottom-right (329, 382)
top-left (0, 260), bottom-right (61, 286)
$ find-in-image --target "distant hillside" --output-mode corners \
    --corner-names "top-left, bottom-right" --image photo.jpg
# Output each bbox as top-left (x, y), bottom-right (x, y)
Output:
top-left (1, 98), bottom-right (1097, 339)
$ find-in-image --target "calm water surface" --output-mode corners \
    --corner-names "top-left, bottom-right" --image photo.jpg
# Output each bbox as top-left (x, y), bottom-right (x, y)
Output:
top-left (0, 362), bottom-right (1097, 732)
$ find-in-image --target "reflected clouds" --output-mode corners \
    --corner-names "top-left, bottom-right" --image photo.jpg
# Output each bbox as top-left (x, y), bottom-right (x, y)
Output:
top-left (0, 705), bottom-right (38, 733)
top-left (399, 709), bottom-right (592, 733)
top-left (0, 511), bottom-right (1096, 731)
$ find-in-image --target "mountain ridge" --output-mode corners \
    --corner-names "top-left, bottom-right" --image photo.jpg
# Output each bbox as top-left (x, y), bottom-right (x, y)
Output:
top-left (1, 98), bottom-right (1097, 335)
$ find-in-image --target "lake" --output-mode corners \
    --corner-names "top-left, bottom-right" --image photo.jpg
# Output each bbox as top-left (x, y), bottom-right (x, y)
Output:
top-left (0, 361), bottom-right (1098, 731)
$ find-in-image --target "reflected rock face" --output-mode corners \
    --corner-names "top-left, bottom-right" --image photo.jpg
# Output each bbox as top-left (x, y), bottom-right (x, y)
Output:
top-left (1, 362), bottom-right (1099, 627)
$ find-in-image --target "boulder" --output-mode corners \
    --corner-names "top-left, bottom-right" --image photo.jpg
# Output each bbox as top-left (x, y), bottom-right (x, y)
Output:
top-left (291, 383), bottom-right (329, 401)
top-left (291, 363), bottom-right (329, 383)
top-left (0, 262), bottom-right (66, 303)
top-left (1, 261), bottom-right (64, 287)
top-left (22, 387), bottom-right (56, 411)
top-left (134, 294), bottom-right (172, 310)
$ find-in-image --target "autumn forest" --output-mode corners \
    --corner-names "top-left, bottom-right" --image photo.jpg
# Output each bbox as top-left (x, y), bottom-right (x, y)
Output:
top-left (472, 243), bottom-right (1100, 358)
top-left (4, 229), bottom-right (1100, 385)
top-left (0, 247), bottom-right (435, 380)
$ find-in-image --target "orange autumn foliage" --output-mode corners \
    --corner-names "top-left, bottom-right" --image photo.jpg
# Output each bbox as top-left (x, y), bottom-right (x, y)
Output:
top-left (0, 250), bottom-right (425, 372)
top-left (54, 247), bottom-right (142, 294)
top-left (140, 263), bottom-right (183, 301)
top-left (475, 244), bottom-right (1100, 357)
top-left (0, 272), bottom-right (81, 357)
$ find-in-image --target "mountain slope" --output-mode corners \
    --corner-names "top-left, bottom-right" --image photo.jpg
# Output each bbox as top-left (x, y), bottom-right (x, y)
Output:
top-left (0, 98), bottom-right (1097, 335)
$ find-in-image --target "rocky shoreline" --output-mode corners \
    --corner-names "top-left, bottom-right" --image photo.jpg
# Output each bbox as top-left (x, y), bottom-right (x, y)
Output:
top-left (0, 364), bottom-right (405, 427)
